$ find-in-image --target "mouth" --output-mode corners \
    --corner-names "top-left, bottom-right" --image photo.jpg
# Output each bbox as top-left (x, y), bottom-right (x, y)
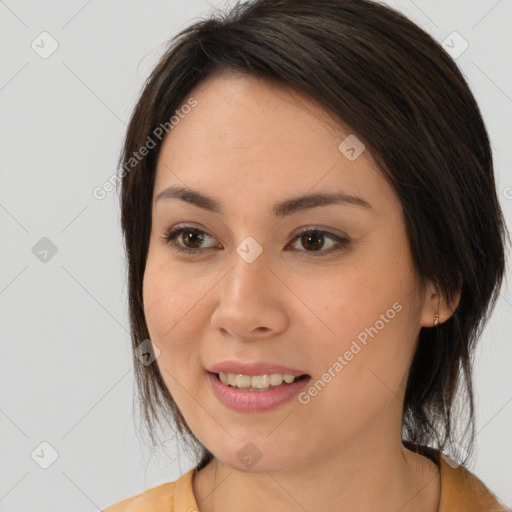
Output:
top-left (207, 370), bottom-right (311, 412)
top-left (206, 361), bottom-right (312, 411)
top-left (211, 371), bottom-right (310, 392)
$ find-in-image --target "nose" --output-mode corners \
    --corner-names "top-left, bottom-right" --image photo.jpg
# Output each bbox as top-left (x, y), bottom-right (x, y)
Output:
top-left (210, 250), bottom-right (289, 341)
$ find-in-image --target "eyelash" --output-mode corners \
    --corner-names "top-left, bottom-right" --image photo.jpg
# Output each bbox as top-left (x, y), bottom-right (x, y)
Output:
top-left (160, 225), bottom-right (350, 257)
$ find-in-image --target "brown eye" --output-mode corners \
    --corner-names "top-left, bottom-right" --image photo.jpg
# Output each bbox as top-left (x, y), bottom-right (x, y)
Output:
top-left (288, 228), bottom-right (350, 257)
top-left (300, 231), bottom-right (325, 252)
top-left (161, 227), bottom-right (217, 254)
top-left (180, 229), bottom-right (205, 249)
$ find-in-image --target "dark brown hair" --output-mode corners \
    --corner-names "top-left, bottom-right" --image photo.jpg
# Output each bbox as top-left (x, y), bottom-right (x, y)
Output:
top-left (117, 0), bottom-right (509, 470)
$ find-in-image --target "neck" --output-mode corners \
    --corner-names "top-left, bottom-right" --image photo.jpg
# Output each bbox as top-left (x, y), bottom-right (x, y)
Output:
top-left (192, 435), bottom-right (441, 512)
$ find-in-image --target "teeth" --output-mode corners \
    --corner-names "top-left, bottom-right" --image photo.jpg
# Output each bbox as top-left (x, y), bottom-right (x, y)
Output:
top-left (218, 372), bottom-right (301, 390)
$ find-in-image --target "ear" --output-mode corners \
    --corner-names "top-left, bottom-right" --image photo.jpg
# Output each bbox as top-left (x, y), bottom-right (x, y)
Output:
top-left (420, 280), bottom-right (462, 328)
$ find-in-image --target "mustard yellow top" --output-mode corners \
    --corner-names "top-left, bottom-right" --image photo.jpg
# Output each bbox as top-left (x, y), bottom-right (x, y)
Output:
top-left (102, 451), bottom-right (509, 512)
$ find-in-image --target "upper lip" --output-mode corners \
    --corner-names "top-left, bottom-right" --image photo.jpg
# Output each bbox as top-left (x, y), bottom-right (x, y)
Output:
top-left (208, 361), bottom-right (309, 377)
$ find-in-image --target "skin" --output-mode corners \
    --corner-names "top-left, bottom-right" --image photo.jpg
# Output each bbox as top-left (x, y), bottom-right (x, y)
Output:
top-left (142, 70), bottom-right (461, 512)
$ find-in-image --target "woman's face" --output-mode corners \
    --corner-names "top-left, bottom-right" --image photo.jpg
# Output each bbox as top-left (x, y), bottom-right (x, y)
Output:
top-left (143, 71), bottom-right (435, 472)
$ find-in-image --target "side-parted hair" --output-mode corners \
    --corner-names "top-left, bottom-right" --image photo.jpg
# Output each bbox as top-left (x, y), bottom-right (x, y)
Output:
top-left (117, 0), bottom-right (509, 469)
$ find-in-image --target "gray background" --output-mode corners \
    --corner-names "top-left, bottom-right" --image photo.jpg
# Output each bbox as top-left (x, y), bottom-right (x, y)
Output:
top-left (0, 0), bottom-right (511, 510)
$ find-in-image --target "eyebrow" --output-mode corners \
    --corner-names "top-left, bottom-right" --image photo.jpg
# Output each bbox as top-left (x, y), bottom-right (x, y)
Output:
top-left (154, 185), bottom-right (374, 217)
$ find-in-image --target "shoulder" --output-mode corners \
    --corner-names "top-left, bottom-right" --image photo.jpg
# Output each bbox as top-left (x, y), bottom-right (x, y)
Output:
top-left (101, 479), bottom-right (179, 512)
top-left (438, 455), bottom-right (510, 511)
top-left (101, 468), bottom-right (198, 512)
top-left (404, 443), bottom-right (509, 511)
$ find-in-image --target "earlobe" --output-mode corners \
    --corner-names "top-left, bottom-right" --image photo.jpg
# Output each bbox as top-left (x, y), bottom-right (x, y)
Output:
top-left (420, 281), bottom-right (462, 328)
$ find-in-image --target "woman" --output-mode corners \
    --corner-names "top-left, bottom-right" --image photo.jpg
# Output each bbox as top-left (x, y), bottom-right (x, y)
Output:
top-left (103, 0), bottom-right (510, 510)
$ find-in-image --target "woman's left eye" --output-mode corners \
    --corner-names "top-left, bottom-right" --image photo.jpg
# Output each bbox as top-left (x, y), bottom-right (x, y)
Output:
top-left (160, 225), bottom-right (350, 257)
top-left (288, 227), bottom-right (350, 256)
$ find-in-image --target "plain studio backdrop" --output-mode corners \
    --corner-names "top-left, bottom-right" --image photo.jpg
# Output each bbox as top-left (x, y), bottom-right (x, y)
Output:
top-left (0, 0), bottom-right (511, 510)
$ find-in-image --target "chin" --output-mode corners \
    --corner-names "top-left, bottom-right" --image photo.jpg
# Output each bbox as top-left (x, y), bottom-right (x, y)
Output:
top-left (209, 440), bottom-right (305, 474)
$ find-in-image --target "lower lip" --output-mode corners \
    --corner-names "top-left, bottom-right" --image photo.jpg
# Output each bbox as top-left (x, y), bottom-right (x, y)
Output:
top-left (207, 372), bottom-right (311, 412)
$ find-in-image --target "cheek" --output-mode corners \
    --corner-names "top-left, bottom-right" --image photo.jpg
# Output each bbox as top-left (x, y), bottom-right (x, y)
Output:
top-left (142, 259), bottom-right (203, 377)
top-left (304, 239), bottom-right (421, 413)
top-left (143, 265), bottom-right (205, 420)
top-left (300, 301), bottom-right (419, 447)
top-left (143, 254), bottom-right (207, 337)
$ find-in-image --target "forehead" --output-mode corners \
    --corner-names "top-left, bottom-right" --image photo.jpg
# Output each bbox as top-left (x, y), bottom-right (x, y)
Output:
top-left (160, 70), bottom-right (344, 151)
top-left (153, 71), bottom-right (394, 214)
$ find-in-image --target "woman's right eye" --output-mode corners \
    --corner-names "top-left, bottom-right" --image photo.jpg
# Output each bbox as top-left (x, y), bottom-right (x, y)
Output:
top-left (160, 226), bottom-right (218, 254)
